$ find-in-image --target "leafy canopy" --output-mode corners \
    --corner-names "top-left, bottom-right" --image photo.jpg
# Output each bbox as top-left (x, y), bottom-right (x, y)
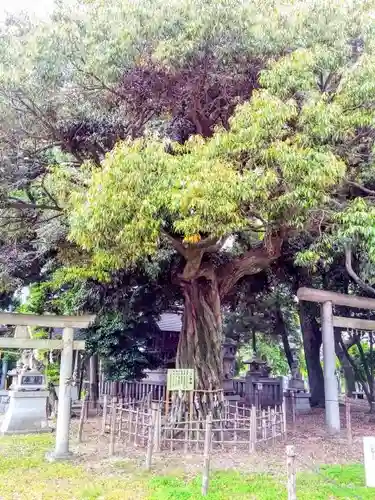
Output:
top-left (68, 84), bottom-right (345, 269)
top-left (0, 0), bottom-right (373, 288)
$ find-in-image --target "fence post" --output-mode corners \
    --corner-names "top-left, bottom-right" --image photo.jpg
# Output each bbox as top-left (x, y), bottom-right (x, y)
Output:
top-left (291, 391), bottom-right (296, 427)
top-left (109, 398), bottom-right (117, 457)
top-left (249, 405), bottom-right (256, 452)
top-left (134, 408), bottom-right (140, 445)
top-left (271, 408), bottom-right (276, 444)
top-left (77, 394), bottom-right (88, 443)
top-left (101, 394), bottom-right (108, 435)
top-left (202, 413), bottom-right (213, 496)
top-left (152, 402), bottom-right (161, 452)
top-left (145, 406), bottom-right (156, 471)
top-left (346, 396), bottom-right (352, 446)
top-left (282, 394), bottom-right (287, 440)
top-left (286, 445), bottom-right (296, 500)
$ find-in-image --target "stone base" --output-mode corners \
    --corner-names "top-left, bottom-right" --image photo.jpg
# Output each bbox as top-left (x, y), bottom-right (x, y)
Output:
top-left (45, 450), bottom-right (74, 462)
top-left (1, 390), bottom-right (50, 435)
top-left (295, 392), bottom-right (311, 413)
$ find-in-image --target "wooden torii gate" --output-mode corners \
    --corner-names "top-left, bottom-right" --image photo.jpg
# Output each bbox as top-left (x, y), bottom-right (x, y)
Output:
top-left (0, 312), bottom-right (95, 460)
top-left (298, 287), bottom-right (375, 435)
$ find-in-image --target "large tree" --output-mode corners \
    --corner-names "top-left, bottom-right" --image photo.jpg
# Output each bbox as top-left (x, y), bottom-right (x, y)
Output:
top-left (2, 0), bottom-right (375, 399)
top-left (67, 70), bottom-right (346, 392)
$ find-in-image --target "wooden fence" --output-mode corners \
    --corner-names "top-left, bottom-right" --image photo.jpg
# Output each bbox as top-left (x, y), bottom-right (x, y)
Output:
top-left (102, 397), bottom-right (286, 454)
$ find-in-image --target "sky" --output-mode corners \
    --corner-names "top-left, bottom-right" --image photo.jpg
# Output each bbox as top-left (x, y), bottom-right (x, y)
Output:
top-left (0, 0), bottom-right (54, 20)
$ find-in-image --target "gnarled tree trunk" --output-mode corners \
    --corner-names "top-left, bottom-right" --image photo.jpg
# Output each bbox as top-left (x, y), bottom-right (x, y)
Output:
top-left (177, 276), bottom-right (223, 391)
top-left (167, 232), bottom-right (282, 420)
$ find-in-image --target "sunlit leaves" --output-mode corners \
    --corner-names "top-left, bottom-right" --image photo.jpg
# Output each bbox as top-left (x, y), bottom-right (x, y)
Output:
top-left (68, 78), bottom-right (347, 268)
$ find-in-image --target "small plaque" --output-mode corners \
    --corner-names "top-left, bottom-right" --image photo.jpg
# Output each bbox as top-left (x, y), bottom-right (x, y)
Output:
top-left (167, 369), bottom-right (195, 392)
top-left (20, 375), bottom-right (44, 386)
top-left (364, 437), bottom-right (375, 487)
top-left (256, 382), bottom-right (263, 391)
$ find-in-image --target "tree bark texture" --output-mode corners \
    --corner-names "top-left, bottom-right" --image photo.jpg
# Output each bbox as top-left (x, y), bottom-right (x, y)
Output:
top-left (299, 302), bottom-right (325, 407)
top-left (89, 354), bottom-right (99, 408)
top-left (276, 307), bottom-right (294, 371)
top-left (177, 276), bottom-right (223, 391)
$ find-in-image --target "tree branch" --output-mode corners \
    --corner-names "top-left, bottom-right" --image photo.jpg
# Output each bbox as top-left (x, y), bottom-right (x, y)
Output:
top-left (218, 234), bottom-right (283, 298)
top-left (345, 245), bottom-right (375, 297)
top-left (160, 229), bottom-right (186, 257)
top-left (347, 181), bottom-right (375, 196)
top-left (40, 173), bottom-right (61, 210)
top-left (5, 198), bottom-right (63, 212)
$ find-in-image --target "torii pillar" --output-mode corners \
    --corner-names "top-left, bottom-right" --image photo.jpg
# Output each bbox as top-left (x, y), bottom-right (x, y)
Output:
top-left (298, 287), bottom-right (375, 435)
top-left (0, 312), bottom-right (95, 459)
top-left (320, 300), bottom-right (340, 434)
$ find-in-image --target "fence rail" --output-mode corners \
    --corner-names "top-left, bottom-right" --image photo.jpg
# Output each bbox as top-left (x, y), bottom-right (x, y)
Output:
top-left (101, 376), bottom-right (283, 408)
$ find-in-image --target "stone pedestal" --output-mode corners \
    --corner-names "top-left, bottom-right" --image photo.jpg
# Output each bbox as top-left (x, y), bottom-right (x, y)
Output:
top-left (286, 388), bottom-right (311, 413)
top-left (1, 390), bottom-right (50, 435)
top-left (294, 391), bottom-right (311, 412)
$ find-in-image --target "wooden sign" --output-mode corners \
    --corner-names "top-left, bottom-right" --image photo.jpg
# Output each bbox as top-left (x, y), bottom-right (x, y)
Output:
top-left (363, 437), bottom-right (375, 487)
top-left (167, 369), bottom-right (195, 392)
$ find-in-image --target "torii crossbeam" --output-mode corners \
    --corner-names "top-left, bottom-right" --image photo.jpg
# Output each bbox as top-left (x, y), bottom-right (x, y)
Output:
top-left (0, 312), bottom-right (95, 460)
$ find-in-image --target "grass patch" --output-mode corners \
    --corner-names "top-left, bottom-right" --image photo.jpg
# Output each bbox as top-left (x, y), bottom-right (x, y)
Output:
top-left (0, 434), bottom-right (144, 499)
top-left (0, 434), bottom-right (371, 499)
top-left (148, 467), bottom-right (371, 499)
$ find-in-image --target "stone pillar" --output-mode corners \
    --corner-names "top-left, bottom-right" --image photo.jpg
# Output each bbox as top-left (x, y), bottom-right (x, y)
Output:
top-left (321, 301), bottom-right (340, 434)
top-left (48, 327), bottom-right (74, 460)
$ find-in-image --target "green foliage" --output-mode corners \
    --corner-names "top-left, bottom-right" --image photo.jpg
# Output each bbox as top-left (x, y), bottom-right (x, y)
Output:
top-left (68, 83), bottom-right (345, 271)
top-left (45, 362), bottom-right (60, 384)
top-left (225, 282), bottom-right (303, 376)
top-left (0, 0), bottom-right (374, 286)
top-left (85, 312), bottom-right (161, 380)
top-left (238, 338), bottom-right (290, 377)
top-left (348, 340), bottom-right (375, 382)
top-left (17, 283), bottom-right (51, 315)
top-left (19, 252), bottom-right (178, 380)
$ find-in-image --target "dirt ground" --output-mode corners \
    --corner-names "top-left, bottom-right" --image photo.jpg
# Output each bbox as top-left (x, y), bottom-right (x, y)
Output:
top-left (73, 399), bottom-right (374, 477)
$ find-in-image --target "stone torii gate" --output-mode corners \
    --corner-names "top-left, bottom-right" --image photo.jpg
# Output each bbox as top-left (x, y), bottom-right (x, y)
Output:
top-left (298, 287), bottom-right (375, 435)
top-left (0, 311), bottom-right (95, 460)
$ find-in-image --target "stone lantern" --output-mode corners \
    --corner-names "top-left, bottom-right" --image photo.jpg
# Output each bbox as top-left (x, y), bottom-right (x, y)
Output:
top-left (222, 339), bottom-right (238, 398)
top-left (222, 338), bottom-right (237, 379)
top-left (243, 356), bottom-right (271, 379)
top-left (288, 347), bottom-right (305, 391)
top-left (287, 346), bottom-right (310, 412)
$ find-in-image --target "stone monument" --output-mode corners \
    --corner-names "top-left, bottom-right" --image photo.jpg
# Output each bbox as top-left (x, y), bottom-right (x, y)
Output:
top-left (1, 368), bottom-right (50, 435)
